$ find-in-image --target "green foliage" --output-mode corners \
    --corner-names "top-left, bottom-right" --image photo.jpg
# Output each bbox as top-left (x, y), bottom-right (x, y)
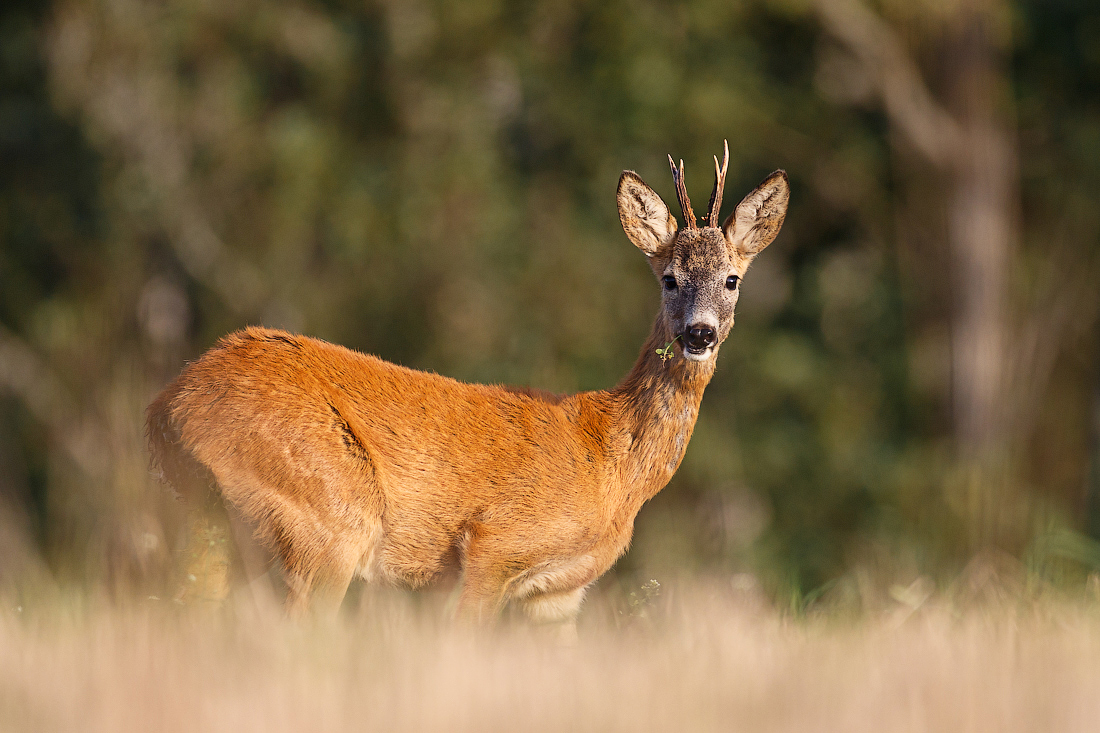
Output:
top-left (656, 335), bottom-right (681, 361)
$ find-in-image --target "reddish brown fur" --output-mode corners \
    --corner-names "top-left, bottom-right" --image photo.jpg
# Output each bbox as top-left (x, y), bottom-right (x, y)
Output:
top-left (147, 153), bottom-right (789, 629)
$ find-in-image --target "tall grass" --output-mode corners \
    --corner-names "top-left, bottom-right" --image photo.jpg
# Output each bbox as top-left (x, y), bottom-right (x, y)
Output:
top-left (3, 580), bottom-right (1099, 732)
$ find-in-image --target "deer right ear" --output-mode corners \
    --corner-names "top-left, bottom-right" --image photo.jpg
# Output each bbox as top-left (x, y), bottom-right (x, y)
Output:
top-left (617, 171), bottom-right (677, 257)
top-left (722, 170), bottom-right (789, 259)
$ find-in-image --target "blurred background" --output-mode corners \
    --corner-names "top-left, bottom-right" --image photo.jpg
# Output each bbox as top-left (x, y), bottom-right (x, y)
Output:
top-left (1, 0), bottom-right (1098, 609)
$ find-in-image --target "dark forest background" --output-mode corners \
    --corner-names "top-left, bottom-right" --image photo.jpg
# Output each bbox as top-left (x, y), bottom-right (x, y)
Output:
top-left (2, 0), bottom-right (1099, 607)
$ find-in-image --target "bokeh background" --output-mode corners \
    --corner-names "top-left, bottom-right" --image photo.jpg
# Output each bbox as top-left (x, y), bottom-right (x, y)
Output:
top-left (1, 0), bottom-right (1099, 608)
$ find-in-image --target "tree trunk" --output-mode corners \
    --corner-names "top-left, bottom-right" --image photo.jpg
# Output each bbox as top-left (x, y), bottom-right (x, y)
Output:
top-left (944, 5), bottom-right (1016, 463)
top-left (815, 0), bottom-right (1022, 548)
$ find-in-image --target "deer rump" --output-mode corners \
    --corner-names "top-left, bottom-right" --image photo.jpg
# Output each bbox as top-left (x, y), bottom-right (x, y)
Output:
top-left (148, 326), bottom-right (619, 618)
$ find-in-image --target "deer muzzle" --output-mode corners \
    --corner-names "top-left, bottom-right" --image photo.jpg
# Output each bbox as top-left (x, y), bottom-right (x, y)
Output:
top-left (683, 324), bottom-right (717, 354)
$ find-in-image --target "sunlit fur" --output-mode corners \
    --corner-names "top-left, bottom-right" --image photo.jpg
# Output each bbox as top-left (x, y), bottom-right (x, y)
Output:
top-left (146, 160), bottom-right (789, 630)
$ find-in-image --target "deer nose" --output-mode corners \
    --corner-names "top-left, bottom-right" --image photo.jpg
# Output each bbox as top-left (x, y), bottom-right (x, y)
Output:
top-left (683, 324), bottom-right (717, 351)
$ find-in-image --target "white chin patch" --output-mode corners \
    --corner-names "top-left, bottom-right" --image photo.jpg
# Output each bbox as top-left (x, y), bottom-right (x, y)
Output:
top-left (682, 348), bottom-right (713, 362)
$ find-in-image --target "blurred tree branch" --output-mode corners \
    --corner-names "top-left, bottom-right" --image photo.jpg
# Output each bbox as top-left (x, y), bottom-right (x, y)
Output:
top-left (48, 7), bottom-right (268, 318)
top-left (814, 0), bottom-right (963, 168)
top-left (0, 325), bottom-right (108, 480)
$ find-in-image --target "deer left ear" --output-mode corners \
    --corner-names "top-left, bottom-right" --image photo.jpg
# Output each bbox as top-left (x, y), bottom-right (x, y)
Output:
top-left (618, 171), bottom-right (678, 258)
top-left (723, 170), bottom-right (789, 258)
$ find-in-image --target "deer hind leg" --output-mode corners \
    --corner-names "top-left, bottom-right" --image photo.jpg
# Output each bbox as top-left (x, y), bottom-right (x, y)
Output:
top-left (281, 504), bottom-right (385, 620)
top-left (282, 543), bottom-right (361, 621)
top-left (212, 429), bottom-right (383, 620)
top-left (216, 483), bottom-right (373, 620)
top-left (225, 506), bottom-right (280, 616)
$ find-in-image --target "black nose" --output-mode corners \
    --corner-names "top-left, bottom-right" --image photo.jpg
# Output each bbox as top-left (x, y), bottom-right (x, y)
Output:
top-left (684, 324), bottom-right (716, 351)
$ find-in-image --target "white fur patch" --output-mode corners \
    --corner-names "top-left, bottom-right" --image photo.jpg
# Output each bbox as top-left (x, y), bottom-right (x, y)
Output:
top-left (511, 555), bottom-right (597, 600)
top-left (522, 587), bottom-right (588, 624)
top-left (682, 348), bottom-right (714, 362)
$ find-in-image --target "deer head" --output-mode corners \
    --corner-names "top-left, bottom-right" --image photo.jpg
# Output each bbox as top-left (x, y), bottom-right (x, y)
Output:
top-left (617, 142), bottom-right (790, 361)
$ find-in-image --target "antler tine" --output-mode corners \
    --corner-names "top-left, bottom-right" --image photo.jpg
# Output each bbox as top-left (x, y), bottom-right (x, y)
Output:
top-left (707, 139), bottom-right (729, 228)
top-left (668, 154), bottom-right (697, 229)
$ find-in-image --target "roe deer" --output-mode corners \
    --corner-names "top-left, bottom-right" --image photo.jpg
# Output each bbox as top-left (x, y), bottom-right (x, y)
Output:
top-left (146, 142), bottom-right (789, 631)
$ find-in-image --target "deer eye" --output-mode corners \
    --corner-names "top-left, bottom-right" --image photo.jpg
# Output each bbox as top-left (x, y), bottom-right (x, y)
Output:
top-left (726, 275), bottom-right (739, 290)
top-left (662, 275), bottom-right (678, 291)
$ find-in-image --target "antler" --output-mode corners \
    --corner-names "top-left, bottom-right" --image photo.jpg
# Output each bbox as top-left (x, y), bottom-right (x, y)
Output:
top-left (707, 139), bottom-right (729, 228)
top-left (667, 154), bottom-right (697, 230)
top-left (668, 142), bottom-right (729, 230)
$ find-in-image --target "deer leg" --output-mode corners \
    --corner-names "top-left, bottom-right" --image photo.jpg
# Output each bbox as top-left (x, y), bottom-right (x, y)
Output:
top-left (284, 569), bottom-right (315, 619)
top-left (519, 587), bottom-right (587, 644)
top-left (453, 531), bottom-right (511, 625)
top-left (225, 506), bottom-right (280, 616)
top-left (284, 553), bottom-right (358, 621)
top-left (453, 565), bottom-right (508, 625)
top-left (310, 564), bottom-right (357, 621)
top-left (274, 522), bottom-right (362, 621)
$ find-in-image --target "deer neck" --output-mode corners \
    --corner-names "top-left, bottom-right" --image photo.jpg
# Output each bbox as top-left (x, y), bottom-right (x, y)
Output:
top-left (607, 314), bottom-right (716, 513)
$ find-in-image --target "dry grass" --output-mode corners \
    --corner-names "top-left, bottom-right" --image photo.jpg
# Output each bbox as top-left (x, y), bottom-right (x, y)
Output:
top-left (2, 582), bottom-right (1099, 732)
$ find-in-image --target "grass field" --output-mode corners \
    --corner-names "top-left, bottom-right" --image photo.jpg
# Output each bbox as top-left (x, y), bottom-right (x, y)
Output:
top-left (3, 578), bottom-right (1099, 732)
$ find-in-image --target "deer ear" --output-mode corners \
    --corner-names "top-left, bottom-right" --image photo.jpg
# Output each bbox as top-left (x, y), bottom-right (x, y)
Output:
top-left (722, 170), bottom-right (789, 258)
top-left (617, 171), bottom-right (677, 257)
